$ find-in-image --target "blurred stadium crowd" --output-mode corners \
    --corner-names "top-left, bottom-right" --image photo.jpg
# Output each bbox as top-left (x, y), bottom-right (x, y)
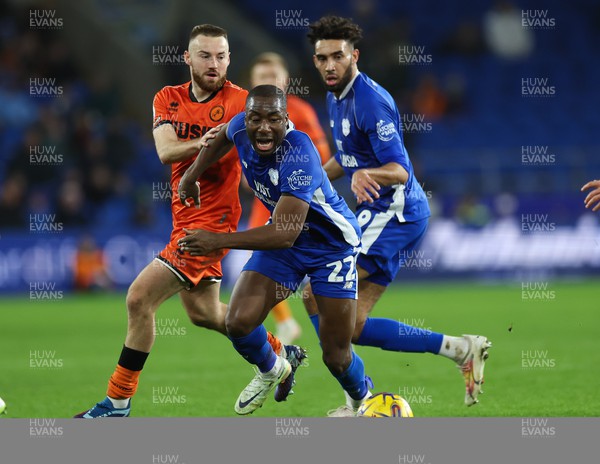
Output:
top-left (0, 4), bottom-right (597, 440)
top-left (0, 2), bottom-right (169, 231)
top-left (1, 0), bottom-right (599, 231)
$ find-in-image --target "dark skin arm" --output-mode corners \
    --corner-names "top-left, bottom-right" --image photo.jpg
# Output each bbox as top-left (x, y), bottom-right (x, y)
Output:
top-left (323, 157), bottom-right (345, 181)
top-left (178, 194), bottom-right (310, 255)
top-left (178, 123), bottom-right (233, 208)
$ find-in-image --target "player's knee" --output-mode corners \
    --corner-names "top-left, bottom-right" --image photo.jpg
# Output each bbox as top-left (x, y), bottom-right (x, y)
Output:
top-left (185, 301), bottom-right (214, 327)
top-left (188, 311), bottom-right (210, 328)
top-left (225, 309), bottom-right (253, 338)
top-left (322, 349), bottom-right (351, 377)
top-left (125, 286), bottom-right (150, 316)
top-left (188, 307), bottom-right (223, 332)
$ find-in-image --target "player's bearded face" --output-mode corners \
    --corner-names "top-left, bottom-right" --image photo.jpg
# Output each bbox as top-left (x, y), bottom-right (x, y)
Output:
top-left (191, 64), bottom-right (227, 93)
top-left (245, 97), bottom-right (288, 156)
top-left (187, 35), bottom-right (230, 93)
top-left (313, 40), bottom-right (357, 94)
top-left (324, 64), bottom-right (353, 93)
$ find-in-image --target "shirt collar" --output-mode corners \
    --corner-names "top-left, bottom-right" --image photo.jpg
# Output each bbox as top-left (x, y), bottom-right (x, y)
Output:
top-left (335, 71), bottom-right (361, 101)
top-left (286, 118), bottom-right (295, 134)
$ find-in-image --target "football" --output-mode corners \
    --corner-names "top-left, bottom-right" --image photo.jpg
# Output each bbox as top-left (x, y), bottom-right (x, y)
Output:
top-left (358, 392), bottom-right (414, 418)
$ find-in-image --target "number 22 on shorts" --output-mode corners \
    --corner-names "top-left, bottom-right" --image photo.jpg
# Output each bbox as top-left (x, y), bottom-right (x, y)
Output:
top-left (326, 255), bottom-right (357, 282)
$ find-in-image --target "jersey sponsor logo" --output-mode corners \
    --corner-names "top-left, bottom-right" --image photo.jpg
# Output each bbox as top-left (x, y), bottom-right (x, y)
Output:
top-left (376, 120), bottom-right (397, 141)
top-left (342, 118), bottom-right (350, 136)
top-left (268, 168), bottom-right (279, 186)
top-left (254, 180), bottom-right (271, 197)
top-left (287, 169), bottom-right (312, 190)
top-left (209, 105), bottom-right (225, 122)
top-left (172, 122), bottom-right (213, 140)
top-left (340, 154), bottom-right (358, 168)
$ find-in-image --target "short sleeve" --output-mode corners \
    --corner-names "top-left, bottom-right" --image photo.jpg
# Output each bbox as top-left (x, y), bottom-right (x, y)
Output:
top-left (279, 133), bottom-right (322, 204)
top-left (152, 89), bottom-right (173, 130)
top-left (358, 97), bottom-right (409, 169)
top-left (226, 112), bottom-right (246, 141)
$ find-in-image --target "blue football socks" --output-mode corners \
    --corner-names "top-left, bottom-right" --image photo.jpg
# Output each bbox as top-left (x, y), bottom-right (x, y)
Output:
top-left (230, 324), bottom-right (277, 373)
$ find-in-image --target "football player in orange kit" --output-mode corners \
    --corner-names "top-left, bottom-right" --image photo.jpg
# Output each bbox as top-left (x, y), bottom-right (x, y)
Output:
top-left (76, 25), bottom-right (303, 418)
top-left (247, 52), bottom-right (331, 343)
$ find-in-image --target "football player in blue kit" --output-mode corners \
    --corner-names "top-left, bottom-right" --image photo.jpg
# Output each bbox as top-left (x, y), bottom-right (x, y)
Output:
top-left (177, 84), bottom-right (372, 416)
top-left (304, 16), bottom-right (492, 416)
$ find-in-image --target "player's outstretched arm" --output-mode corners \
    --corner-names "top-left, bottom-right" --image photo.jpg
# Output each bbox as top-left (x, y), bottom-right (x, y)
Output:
top-left (178, 194), bottom-right (309, 255)
top-left (178, 123), bottom-right (233, 208)
top-left (153, 123), bottom-right (224, 165)
top-left (351, 162), bottom-right (408, 204)
top-left (581, 179), bottom-right (600, 212)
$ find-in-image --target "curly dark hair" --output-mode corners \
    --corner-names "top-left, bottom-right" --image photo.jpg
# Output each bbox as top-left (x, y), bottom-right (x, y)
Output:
top-left (307, 15), bottom-right (363, 46)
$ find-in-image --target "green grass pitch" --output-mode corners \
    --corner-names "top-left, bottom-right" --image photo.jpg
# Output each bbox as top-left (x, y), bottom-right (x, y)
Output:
top-left (0, 280), bottom-right (598, 417)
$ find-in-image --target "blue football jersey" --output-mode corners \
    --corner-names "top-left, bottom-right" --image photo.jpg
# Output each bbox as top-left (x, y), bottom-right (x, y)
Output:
top-left (327, 72), bottom-right (430, 222)
top-left (226, 112), bottom-right (361, 250)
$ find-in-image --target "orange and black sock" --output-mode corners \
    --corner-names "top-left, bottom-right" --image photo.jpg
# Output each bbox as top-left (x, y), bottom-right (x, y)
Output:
top-left (107, 345), bottom-right (149, 400)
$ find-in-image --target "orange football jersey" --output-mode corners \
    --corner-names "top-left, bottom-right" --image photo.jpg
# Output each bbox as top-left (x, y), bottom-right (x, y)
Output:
top-left (153, 81), bottom-right (247, 234)
top-left (287, 94), bottom-right (331, 165)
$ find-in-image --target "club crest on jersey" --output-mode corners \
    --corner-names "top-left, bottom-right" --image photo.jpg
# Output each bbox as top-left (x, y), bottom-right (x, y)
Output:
top-left (210, 105), bottom-right (225, 122)
top-left (168, 101), bottom-right (179, 112)
top-left (287, 169), bottom-right (312, 190)
top-left (342, 118), bottom-right (350, 136)
top-left (376, 120), bottom-right (397, 141)
top-left (330, 119), bottom-right (334, 128)
top-left (268, 168), bottom-right (279, 186)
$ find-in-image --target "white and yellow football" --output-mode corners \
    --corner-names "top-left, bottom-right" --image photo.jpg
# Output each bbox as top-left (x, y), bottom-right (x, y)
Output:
top-left (358, 392), bottom-right (414, 418)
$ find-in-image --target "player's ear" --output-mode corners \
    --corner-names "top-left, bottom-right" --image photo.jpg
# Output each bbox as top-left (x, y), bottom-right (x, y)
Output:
top-left (352, 48), bottom-right (360, 64)
top-left (184, 50), bottom-right (191, 66)
top-left (312, 55), bottom-right (319, 67)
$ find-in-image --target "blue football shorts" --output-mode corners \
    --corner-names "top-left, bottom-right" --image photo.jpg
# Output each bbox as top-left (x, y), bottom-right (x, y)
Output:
top-left (242, 244), bottom-right (359, 299)
top-left (355, 209), bottom-right (429, 287)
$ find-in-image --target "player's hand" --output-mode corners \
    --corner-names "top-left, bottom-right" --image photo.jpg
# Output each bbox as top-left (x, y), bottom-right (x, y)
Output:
top-left (178, 175), bottom-right (201, 208)
top-left (198, 123), bottom-right (225, 149)
top-left (351, 169), bottom-right (380, 204)
top-left (177, 228), bottom-right (221, 255)
top-left (581, 180), bottom-right (600, 212)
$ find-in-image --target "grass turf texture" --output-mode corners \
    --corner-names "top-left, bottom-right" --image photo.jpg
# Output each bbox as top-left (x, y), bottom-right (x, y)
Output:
top-left (0, 280), bottom-right (598, 418)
